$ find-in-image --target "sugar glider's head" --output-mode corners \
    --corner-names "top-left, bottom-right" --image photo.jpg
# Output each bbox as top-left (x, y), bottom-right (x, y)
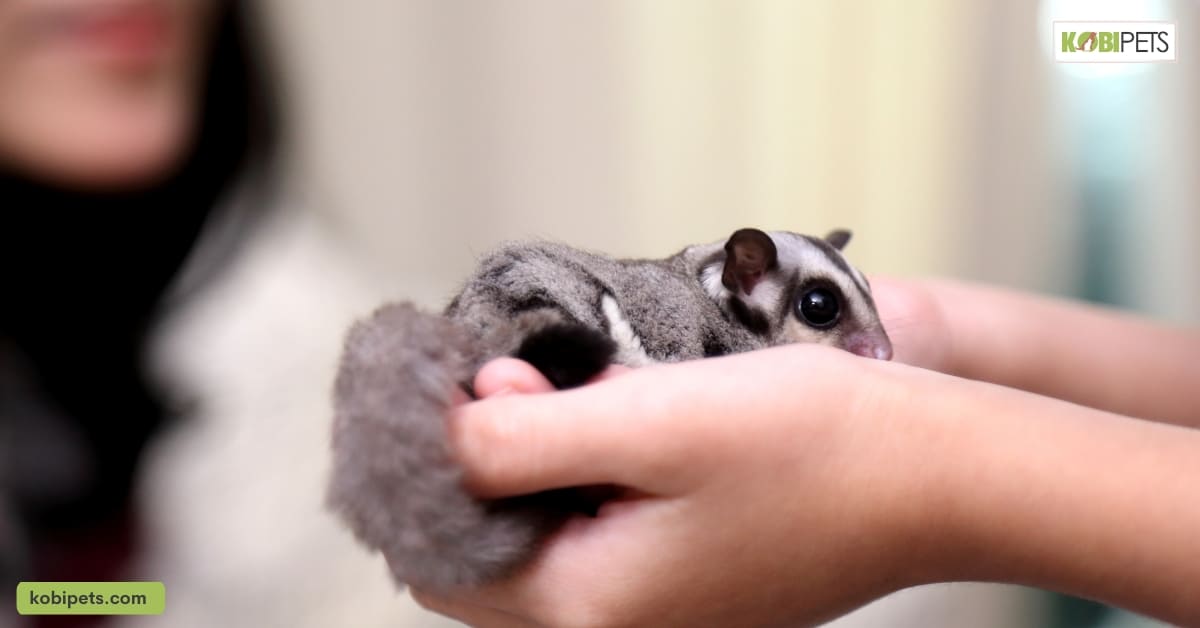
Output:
top-left (699, 228), bottom-right (892, 360)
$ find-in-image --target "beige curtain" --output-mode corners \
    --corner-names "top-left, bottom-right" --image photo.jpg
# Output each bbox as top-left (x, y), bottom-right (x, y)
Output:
top-left (266, 1), bottom-right (985, 296)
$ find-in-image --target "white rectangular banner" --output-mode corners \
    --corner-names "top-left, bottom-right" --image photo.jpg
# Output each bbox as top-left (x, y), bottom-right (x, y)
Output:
top-left (1054, 22), bottom-right (1176, 63)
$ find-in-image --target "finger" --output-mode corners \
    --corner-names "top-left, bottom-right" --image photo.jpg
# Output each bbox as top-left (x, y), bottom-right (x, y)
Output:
top-left (475, 358), bottom-right (556, 397)
top-left (865, 276), bottom-right (946, 370)
top-left (450, 386), bottom-right (472, 407)
top-left (411, 588), bottom-right (536, 628)
top-left (586, 363), bottom-right (633, 384)
top-left (449, 378), bottom-right (658, 498)
top-left (477, 359), bottom-right (633, 397)
top-left (866, 275), bottom-right (919, 332)
top-left (423, 513), bottom-right (657, 627)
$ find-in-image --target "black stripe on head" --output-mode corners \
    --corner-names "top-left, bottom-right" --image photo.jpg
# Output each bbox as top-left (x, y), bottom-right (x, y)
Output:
top-left (778, 272), bottom-right (799, 324)
top-left (801, 235), bottom-right (871, 302)
top-left (729, 298), bottom-right (771, 336)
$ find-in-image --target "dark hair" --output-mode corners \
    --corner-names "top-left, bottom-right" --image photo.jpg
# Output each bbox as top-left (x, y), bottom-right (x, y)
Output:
top-left (0, 0), bottom-right (278, 583)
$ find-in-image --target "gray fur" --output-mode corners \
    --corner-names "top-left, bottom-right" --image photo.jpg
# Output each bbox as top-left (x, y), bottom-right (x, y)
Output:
top-left (327, 229), bottom-right (890, 591)
top-left (447, 241), bottom-right (766, 361)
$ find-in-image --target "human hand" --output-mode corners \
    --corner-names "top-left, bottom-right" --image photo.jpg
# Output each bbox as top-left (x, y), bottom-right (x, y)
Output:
top-left (412, 347), bottom-right (934, 627)
top-left (867, 276), bottom-right (954, 372)
top-left (405, 274), bottom-right (1200, 626)
top-left (870, 276), bottom-right (1200, 426)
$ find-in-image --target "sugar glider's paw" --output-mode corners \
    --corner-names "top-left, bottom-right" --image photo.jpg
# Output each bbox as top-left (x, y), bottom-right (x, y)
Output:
top-left (326, 302), bottom-right (559, 589)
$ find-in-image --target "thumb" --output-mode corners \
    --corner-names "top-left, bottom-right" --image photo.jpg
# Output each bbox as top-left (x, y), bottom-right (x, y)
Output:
top-left (475, 358), bottom-right (635, 398)
top-left (474, 358), bottom-right (557, 397)
top-left (448, 378), bottom-right (654, 498)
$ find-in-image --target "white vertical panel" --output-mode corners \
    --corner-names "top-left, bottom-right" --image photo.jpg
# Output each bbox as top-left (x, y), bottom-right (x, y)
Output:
top-left (1130, 0), bottom-right (1200, 322)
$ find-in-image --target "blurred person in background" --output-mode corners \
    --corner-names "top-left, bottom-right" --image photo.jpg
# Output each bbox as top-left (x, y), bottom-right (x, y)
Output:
top-left (0, 0), bottom-right (274, 621)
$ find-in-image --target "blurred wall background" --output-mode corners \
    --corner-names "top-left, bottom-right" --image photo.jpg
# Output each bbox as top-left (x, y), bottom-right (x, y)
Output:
top-left (258, 0), bottom-right (1200, 311)
top-left (116, 1), bottom-right (1196, 627)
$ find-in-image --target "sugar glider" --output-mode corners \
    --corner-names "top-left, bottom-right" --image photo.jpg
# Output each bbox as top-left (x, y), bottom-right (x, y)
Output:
top-left (327, 228), bottom-right (892, 590)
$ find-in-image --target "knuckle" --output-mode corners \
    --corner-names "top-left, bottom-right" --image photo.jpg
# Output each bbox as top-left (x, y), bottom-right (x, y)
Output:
top-left (481, 401), bottom-right (526, 450)
top-left (459, 399), bottom-right (517, 451)
top-left (457, 399), bottom-right (533, 485)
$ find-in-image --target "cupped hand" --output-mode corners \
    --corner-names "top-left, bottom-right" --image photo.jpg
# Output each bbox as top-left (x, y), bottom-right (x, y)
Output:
top-left (414, 347), bottom-right (936, 628)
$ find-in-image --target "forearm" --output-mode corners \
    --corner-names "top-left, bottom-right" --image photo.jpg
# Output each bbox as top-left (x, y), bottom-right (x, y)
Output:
top-left (910, 374), bottom-right (1200, 625)
top-left (912, 278), bottom-right (1200, 427)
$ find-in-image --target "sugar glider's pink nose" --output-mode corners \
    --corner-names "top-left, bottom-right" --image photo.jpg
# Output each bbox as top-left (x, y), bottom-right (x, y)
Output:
top-left (845, 331), bottom-right (893, 361)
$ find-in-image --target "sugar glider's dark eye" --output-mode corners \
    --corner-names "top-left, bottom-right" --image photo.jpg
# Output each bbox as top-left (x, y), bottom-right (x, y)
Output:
top-left (796, 287), bottom-right (840, 328)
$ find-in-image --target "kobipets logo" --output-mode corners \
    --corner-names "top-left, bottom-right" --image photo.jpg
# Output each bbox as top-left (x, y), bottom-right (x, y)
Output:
top-left (1054, 21), bottom-right (1176, 62)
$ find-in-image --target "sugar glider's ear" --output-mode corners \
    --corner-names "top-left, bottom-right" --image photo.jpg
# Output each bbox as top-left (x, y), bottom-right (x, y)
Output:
top-left (722, 228), bottom-right (778, 296)
top-left (825, 229), bottom-right (852, 251)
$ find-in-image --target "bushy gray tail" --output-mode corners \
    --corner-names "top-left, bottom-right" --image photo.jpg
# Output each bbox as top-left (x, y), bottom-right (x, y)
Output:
top-left (326, 302), bottom-right (552, 590)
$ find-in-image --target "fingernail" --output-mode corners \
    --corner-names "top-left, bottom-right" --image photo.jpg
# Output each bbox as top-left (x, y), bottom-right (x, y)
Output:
top-left (490, 386), bottom-right (515, 397)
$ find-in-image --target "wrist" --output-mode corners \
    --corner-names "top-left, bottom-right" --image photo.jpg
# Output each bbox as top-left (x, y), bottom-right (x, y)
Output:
top-left (837, 360), bottom-right (967, 592)
top-left (895, 372), bottom-right (1200, 624)
top-left (895, 373), bottom-right (1080, 588)
top-left (850, 363), bottom-right (1068, 589)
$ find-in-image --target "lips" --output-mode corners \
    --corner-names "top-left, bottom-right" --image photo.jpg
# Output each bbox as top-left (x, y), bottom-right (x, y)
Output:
top-left (74, 4), bottom-right (171, 56)
top-left (71, 2), bottom-right (174, 67)
top-left (22, 1), bottom-right (176, 68)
